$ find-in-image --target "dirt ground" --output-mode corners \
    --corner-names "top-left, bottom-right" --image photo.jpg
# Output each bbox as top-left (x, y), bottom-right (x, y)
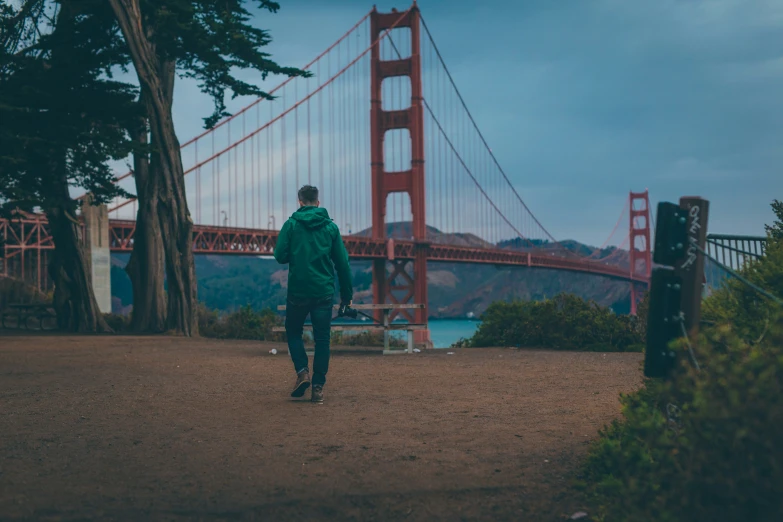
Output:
top-left (0, 334), bottom-right (643, 521)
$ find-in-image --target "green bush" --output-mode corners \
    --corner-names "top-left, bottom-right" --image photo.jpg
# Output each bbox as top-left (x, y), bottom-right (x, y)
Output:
top-left (198, 304), bottom-right (284, 341)
top-left (197, 305), bottom-right (400, 346)
top-left (99, 304), bottom-right (282, 339)
top-left (103, 313), bottom-right (129, 332)
top-left (579, 201), bottom-right (783, 521)
top-left (451, 337), bottom-right (469, 348)
top-left (580, 323), bottom-right (783, 522)
top-left (0, 276), bottom-right (49, 310)
top-left (330, 329), bottom-right (405, 347)
top-left (467, 293), bottom-right (644, 351)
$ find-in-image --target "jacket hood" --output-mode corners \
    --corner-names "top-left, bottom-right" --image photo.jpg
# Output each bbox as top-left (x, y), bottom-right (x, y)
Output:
top-left (291, 206), bottom-right (332, 230)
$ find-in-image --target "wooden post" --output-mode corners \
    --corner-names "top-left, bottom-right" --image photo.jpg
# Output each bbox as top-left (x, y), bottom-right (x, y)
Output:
top-left (407, 329), bottom-right (414, 354)
top-left (674, 197), bottom-right (709, 337)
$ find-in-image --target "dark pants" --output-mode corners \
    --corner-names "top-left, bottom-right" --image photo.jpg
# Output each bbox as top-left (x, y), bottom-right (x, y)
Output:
top-left (285, 296), bottom-right (333, 386)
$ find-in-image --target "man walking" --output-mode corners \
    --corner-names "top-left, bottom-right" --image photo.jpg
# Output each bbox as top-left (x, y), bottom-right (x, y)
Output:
top-left (273, 185), bottom-right (353, 403)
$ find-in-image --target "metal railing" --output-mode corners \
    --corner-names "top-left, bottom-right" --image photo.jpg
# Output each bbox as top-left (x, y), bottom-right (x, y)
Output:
top-left (705, 234), bottom-right (767, 272)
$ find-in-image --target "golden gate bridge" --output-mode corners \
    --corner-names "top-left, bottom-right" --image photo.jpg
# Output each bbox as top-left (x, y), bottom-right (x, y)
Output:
top-left (8, 2), bottom-right (736, 339)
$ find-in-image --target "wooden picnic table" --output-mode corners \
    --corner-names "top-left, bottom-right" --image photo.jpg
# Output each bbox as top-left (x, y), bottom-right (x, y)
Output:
top-left (273, 304), bottom-right (425, 354)
top-left (1, 303), bottom-right (57, 330)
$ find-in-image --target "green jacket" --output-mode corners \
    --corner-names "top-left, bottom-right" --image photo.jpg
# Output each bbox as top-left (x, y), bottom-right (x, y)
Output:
top-left (273, 206), bottom-right (353, 303)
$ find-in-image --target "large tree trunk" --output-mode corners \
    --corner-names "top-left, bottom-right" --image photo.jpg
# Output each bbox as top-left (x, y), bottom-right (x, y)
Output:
top-left (109, 0), bottom-right (198, 335)
top-left (153, 59), bottom-right (198, 335)
top-left (126, 107), bottom-right (166, 332)
top-left (46, 171), bottom-right (112, 333)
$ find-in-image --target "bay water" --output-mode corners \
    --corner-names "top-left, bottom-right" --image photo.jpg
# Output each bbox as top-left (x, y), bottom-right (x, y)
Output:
top-left (386, 319), bottom-right (480, 348)
top-left (427, 319), bottom-right (480, 348)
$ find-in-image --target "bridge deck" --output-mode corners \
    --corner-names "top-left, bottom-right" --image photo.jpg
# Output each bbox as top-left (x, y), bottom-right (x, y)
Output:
top-left (2, 217), bottom-right (648, 284)
top-left (114, 220), bottom-right (649, 284)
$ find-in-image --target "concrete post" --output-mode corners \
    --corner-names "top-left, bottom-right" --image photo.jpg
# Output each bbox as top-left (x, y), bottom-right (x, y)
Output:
top-left (83, 200), bottom-right (112, 313)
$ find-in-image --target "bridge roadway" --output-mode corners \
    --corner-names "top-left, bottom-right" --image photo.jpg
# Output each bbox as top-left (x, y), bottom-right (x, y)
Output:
top-left (106, 220), bottom-right (648, 284)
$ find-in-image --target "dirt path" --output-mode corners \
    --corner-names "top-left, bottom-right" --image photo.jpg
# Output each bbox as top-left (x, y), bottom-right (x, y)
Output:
top-left (0, 335), bottom-right (642, 521)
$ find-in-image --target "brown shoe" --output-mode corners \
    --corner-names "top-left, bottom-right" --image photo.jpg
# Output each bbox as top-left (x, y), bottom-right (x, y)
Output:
top-left (291, 370), bottom-right (311, 397)
top-left (311, 385), bottom-right (324, 403)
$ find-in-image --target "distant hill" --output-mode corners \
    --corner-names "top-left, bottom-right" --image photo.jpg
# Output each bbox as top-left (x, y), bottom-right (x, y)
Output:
top-left (355, 222), bottom-right (493, 249)
top-left (110, 224), bottom-right (639, 318)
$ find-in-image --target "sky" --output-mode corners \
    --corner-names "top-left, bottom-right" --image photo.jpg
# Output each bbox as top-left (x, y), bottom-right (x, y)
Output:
top-left (160, 0), bottom-right (783, 247)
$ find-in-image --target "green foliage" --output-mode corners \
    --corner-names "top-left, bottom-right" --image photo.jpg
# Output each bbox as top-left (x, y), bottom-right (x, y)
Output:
top-left (103, 313), bottom-right (130, 332)
top-left (120, 0), bottom-right (310, 128)
top-left (765, 199), bottom-right (783, 240)
top-left (198, 303), bottom-right (283, 341)
top-left (0, 1), bottom-right (136, 214)
top-left (468, 293), bottom-right (644, 351)
top-left (702, 228), bottom-right (783, 343)
top-left (580, 323), bottom-right (783, 522)
top-left (101, 303), bottom-right (282, 339)
top-left (0, 277), bottom-right (49, 310)
top-left (451, 337), bottom-right (469, 348)
top-left (330, 330), bottom-right (405, 348)
top-left (196, 302), bottom-right (400, 347)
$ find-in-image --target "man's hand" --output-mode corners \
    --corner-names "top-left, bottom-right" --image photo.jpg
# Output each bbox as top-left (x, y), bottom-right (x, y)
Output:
top-left (338, 301), bottom-right (358, 319)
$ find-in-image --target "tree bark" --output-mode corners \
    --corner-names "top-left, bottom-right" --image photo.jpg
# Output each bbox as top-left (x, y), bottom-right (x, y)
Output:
top-left (46, 170), bottom-right (112, 333)
top-left (126, 105), bottom-right (166, 332)
top-left (109, 0), bottom-right (198, 335)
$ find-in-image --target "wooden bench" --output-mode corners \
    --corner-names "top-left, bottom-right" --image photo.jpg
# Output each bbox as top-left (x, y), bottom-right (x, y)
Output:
top-left (273, 304), bottom-right (425, 354)
top-left (1, 303), bottom-right (57, 330)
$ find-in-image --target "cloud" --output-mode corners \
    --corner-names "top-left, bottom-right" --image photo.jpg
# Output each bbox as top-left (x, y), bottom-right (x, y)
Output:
top-left (657, 157), bottom-right (742, 182)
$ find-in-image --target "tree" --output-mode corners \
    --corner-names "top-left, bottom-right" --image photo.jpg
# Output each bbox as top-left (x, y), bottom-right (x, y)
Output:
top-left (765, 199), bottom-right (783, 241)
top-left (107, 0), bottom-right (309, 335)
top-left (0, 1), bottom-right (138, 332)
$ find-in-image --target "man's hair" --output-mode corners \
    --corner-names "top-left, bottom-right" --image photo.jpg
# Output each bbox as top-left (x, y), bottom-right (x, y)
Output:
top-left (298, 185), bottom-right (319, 205)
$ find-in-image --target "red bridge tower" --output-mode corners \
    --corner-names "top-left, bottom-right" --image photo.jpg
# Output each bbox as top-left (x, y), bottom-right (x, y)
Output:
top-left (629, 190), bottom-right (652, 315)
top-left (369, 4), bottom-right (430, 345)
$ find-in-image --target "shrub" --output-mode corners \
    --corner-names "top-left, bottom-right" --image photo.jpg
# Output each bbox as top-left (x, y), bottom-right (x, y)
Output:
top-left (451, 337), bottom-right (469, 348)
top-left (330, 329), bottom-right (405, 347)
top-left (103, 313), bottom-right (129, 332)
top-left (197, 303), bottom-right (223, 337)
top-left (468, 293), bottom-right (644, 351)
top-left (0, 276), bottom-right (49, 310)
top-left (580, 322), bottom-right (783, 522)
top-left (198, 304), bottom-right (284, 341)
top-left (197, 303), bottom-right (406, 347)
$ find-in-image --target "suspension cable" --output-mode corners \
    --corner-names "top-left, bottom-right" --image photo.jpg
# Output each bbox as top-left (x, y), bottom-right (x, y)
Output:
top-left (419, 14), bottom-right (561, 246)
